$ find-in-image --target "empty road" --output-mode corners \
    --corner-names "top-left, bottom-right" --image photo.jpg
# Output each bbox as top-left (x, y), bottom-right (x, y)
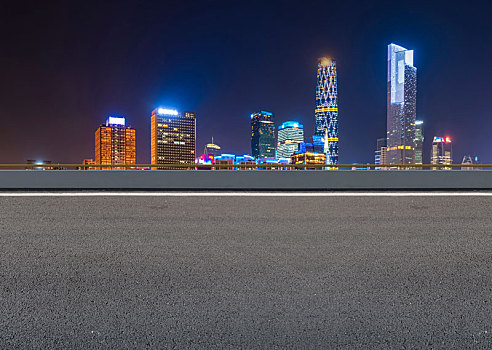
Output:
top-left (1, 193), bottom-right (491, 349)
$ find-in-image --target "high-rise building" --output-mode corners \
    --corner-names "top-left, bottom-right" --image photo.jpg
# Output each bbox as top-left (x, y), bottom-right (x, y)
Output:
top-left (251, 110), bottom-right (275, 159)
top-left (204, 137), bottom-right (221, 156)
top-left (314, 57), bottom-right (338, 165)
top-left (431, 136), bottom-right (452, 170)
top-left (415, 120), bottom-right (424, 164)
top-left (151, 108), bottom-right (196, 169)
top-left (375, 137), bottom-right (387, 170)
top-left (277, 121), bottom-right (304, 159)
top-left (387, 44), bottom-right (417, 166)
top-left (95, 116), bottom-right (136, 170)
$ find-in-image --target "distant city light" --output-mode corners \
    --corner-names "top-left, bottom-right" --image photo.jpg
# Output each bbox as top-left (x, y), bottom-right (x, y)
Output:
top-left (445, 137), bottom-right (452, 143)
top-left (107, 116), bottom-right (126, 125)
top-left (157, 108), bottom-right (178, 116)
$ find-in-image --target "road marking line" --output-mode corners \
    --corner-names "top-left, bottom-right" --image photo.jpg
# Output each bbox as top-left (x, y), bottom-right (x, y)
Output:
top-left (1, 192), bottom-right (492, 197)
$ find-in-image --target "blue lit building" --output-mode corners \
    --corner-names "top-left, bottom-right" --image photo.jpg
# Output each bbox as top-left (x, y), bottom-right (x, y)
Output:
top-left (256, 157), bottom-right (280, 170)
top-left (214, 153), bottom-right (236, 170)
top-left (251, 110), bottom-right (275, 159)
top-left (277, 121), bottom-right (304, 159)
top-left (214, 154), bottom-right (256, 170)
top-left (298, 136), bottom-right (325, 154)
top-left (215, 153), bottom-right (235, 162)
top-left (235, 155), bottom-right (256, 170)
top-left (314, 57), bottom-right (338, 165)
top-left (235, 155), bottom-right (255, 163)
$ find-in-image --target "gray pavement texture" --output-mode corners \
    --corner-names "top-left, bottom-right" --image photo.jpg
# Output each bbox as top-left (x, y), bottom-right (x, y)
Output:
top-left (0, 195), bottom-right (491, 349)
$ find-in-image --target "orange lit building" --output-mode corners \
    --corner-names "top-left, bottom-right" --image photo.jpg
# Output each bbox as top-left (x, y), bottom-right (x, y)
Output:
top-left (151, 108), bottom-right (196, 169)
top-left (82, 158), bottom-right (96, 170)
top-left (291, 152), bottom-right (326, 170)
top-left (95, 116), bottom-right (136, 170)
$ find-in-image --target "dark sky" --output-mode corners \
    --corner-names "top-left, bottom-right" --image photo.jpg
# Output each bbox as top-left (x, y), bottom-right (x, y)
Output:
top-left (1, 0), bottom-right (491, 164)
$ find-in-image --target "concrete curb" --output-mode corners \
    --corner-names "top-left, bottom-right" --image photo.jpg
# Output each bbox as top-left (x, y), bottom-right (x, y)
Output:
top-left (0, 170), bottom-right (490, 190)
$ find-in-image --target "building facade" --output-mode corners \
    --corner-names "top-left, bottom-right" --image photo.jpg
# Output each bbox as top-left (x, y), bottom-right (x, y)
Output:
top-left (291, 152), bottom-right (326, 170)
top-left (251, 110), bottom-right (275, 159)
top-left (298, 136), bottom-right (325, 154)
top-left (151, 108), bottom-right (196, 169)
top-left (235, 155), bottom-right (256, 170)
top-left (95, 116), bottom-right (136, 170)
top-left (375, 137), bottom-right (388, 170)
top-left (314, 57), bottom-right (338, 165)
top-left (431, 136), bottom-right (452, 170)
top-left (82, 158), bottom-right (95, 170)
top-left (461, 155), bottom-right (479, 170)
top-left (387, 44), bottom-right (417, 166)
top-left (277, 121), bottom-right (304, 159)
top-left (214, 153), bottom-right (235, 170)
top-left (415, 120), bottom-right (424, 164)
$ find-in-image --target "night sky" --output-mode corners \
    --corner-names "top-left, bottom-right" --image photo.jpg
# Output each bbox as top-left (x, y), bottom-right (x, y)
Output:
top-left (1, 0), bottom-right (491, 164)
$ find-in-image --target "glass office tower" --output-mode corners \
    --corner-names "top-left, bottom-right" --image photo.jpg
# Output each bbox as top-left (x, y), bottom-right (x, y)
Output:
top-left (277, 121), bottom-right (304, 159)
top-left (387, 44), bottom-right (417, 166)
top-left (151, 108), bottom-right (196, 169)
top-left (251, 110), bottom-right (275, 159)
top-left (314, 57), bottom-right (338, 165)
top-left (415, 120), bottom-right (424, 164)
top-left (95, 116), bottom-right (136, 170)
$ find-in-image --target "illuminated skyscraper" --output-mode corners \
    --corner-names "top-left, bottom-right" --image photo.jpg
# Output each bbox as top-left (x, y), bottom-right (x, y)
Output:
top-left (95, 116), bottom-right (136, 170)
top-left (387, 44), bottom-right (417, 166)
top-left (431, 136), bottom-right (452, 170)
top-left (314, 57), bottom-right (338, 165)
top-left (251, 110), bottom-right (275, 159)
top-left (277, 121), bottom-right (304, 159)
top-left (151, 108), bottom-right (196, 169)
top-left (415, 120), bottom-right (424, 164)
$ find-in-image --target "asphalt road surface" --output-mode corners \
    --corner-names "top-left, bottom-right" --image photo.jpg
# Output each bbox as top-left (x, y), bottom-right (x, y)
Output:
top-left (1, 194), bottom-right (491, 349)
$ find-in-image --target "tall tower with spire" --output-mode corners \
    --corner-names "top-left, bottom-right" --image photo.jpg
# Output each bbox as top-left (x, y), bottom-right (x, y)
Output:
top-left (314, 57), bottom-right (338, 165)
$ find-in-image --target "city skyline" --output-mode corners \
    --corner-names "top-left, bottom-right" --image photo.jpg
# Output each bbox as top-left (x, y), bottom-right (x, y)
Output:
top-left (8, 47), bottom-right (476, 167)
top-left (0, 1), bottom-right (490, 165)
